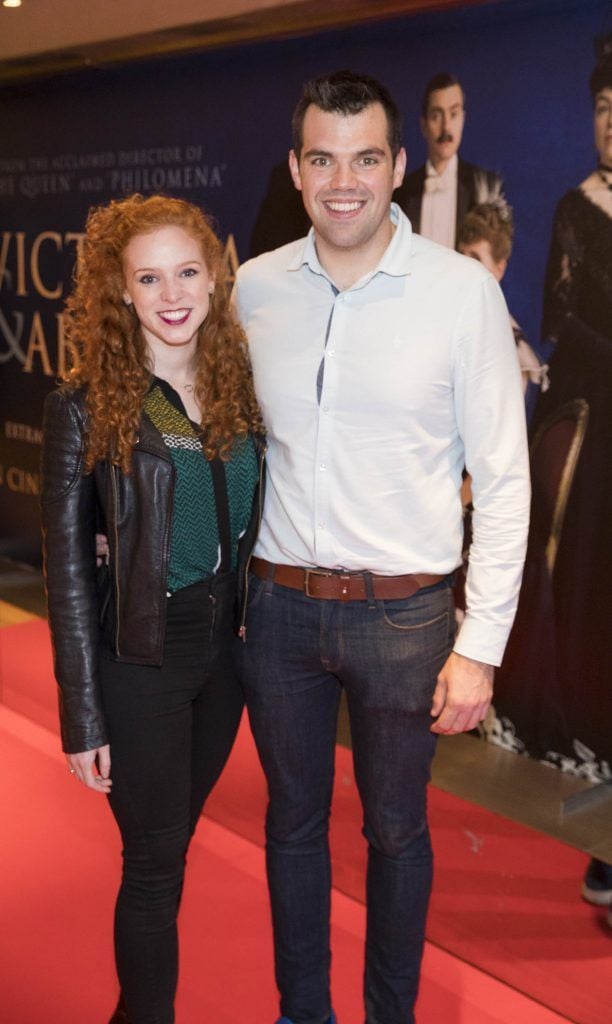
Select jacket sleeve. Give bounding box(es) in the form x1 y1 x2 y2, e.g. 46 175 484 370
40 389 108 754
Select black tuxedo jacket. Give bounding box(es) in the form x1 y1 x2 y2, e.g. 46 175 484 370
395 158 503 247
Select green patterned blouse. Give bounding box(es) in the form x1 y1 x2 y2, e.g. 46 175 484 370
143 378 258 593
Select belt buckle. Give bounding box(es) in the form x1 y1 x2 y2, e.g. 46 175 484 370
304 567 333 598
304 568 355 600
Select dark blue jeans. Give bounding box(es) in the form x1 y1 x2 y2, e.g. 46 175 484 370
238 573 455 1024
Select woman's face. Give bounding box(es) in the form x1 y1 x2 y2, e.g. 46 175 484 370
122 225 214 358
594 87 612 167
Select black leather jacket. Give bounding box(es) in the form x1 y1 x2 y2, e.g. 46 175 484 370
40 386 265 754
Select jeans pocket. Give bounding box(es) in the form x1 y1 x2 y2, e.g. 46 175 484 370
382 587 452 632
245 570 265 613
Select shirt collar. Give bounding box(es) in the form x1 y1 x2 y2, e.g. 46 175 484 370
425 152 458 183
287 227 321 274
287 202 413 285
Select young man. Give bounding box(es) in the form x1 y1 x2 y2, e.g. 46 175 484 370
234 70 530 1024
397 72 503 249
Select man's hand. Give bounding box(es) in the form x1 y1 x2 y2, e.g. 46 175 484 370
430 651 494 734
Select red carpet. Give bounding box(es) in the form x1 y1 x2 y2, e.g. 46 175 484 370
2 617 611 1022
1 705 570 1024
208 725 612 1024
0 616 58 733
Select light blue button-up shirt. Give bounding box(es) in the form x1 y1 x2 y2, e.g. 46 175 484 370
233 204 530 665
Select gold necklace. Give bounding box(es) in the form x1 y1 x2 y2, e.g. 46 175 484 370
163 376 195 394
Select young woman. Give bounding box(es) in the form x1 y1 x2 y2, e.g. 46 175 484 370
41 193 264 1023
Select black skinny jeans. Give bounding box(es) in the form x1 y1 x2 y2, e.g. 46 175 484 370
99 573 244 1024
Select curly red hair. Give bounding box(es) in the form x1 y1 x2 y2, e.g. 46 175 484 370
64 193 263 472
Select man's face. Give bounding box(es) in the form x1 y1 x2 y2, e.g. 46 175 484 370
289 102 406 258
420 84 465 166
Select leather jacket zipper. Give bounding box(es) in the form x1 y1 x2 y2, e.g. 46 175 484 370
239 441 267 641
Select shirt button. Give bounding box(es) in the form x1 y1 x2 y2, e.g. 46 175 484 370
328 350 335 358
322 405 329 412
319 463 326 471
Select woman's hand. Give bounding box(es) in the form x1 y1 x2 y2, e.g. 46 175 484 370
66 744 112 793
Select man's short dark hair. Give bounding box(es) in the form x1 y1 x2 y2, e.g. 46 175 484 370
291 69 402 160
421 73 465 117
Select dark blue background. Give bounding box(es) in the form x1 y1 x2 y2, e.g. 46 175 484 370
1 0 610 561
1 0 610 338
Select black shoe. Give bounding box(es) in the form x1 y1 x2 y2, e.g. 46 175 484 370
108 993 130 1024
582 858 612 907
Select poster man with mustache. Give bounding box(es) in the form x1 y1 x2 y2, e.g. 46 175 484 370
397 73 504 249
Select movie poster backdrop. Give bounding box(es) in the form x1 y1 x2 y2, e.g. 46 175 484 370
1 0 610 775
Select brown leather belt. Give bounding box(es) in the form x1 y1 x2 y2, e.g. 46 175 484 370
250 556 445 602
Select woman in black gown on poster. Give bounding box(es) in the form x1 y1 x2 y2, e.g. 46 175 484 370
542 57 612 343
488 38 612 921
539 40 612 785
545 38 612 925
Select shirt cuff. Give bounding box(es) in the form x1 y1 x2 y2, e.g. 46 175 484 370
453 614 512 668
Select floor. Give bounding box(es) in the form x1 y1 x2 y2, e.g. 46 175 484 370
1 703 574 1024
1 555 610 1023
